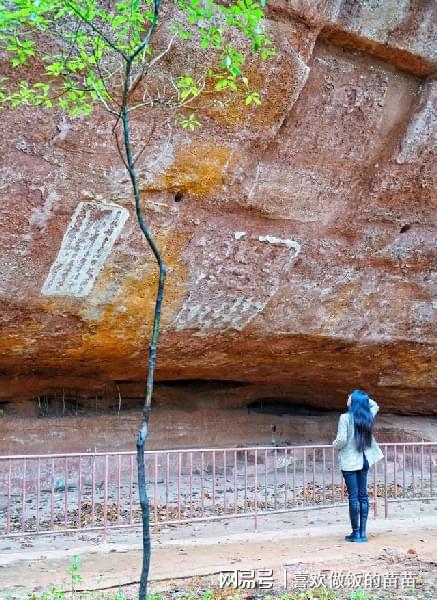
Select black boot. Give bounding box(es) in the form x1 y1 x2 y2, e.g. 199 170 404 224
359 499 369 542
345 501 363 542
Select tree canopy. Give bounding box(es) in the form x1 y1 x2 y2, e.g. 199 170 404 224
0 0 274 125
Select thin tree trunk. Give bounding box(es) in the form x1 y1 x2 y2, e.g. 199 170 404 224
121 58 167 600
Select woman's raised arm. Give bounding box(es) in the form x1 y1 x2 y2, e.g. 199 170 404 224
368 398 379 417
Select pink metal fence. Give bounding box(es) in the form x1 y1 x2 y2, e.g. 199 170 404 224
0 443 435 537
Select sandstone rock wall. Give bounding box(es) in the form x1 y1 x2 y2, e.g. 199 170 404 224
0 1 436 418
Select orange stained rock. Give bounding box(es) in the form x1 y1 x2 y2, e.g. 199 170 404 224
196 59 305 133
0 317 44 357
198 68 269 130
64 230 190 364
145 143 235 198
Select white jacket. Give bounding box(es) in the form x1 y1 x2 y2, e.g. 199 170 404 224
333 398 384 471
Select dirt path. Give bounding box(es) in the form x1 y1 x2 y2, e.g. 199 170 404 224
1 505 436 598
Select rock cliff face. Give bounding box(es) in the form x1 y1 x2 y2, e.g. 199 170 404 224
0 0 436 418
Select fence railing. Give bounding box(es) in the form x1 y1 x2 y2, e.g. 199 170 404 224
0 443 435 537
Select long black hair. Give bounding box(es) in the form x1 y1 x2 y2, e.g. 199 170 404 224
348 389 374 452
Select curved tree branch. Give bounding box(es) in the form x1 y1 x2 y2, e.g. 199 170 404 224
130 0 161 62
65 2 128 59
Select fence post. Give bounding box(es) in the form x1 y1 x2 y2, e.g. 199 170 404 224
373 461 378 518
7 459 12 534
104 454 109 537
21 458 27 533
254 449 258 531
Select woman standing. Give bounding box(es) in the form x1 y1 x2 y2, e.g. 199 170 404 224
333 390 384 542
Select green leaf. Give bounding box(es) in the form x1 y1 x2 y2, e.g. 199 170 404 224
214 79 228 91
245 91 261 105
180 112 201 130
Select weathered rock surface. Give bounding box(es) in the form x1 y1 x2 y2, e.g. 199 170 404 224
0 1 436 420
1 404 436 455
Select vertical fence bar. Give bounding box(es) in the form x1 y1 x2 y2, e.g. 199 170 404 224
165 452 170 522
201 452 205 518
177 452 182 522
35 458 40 532
233 450 237 515
254 448 258 530
50 458 55 531
212 451 216 513
322 448 326 504
312 448 316 505
91 455 96 528
420 444 424 498
223 450 227 515
430 446 433 498
411 445 415 498
154 454 159 525
394 445 397 498
331 447 335 505
303 448 306 506
115 454 120 525
189 452 193 519
7 459 12 534
21 459 27 533
64 457 68 528
78 456 82 529
104 454 108 533
284 448 288 508
384 452 388 518
274 448 278 510
129 454 134 525
373 461 377 518
264 449 268 510
244 450 248 512
402 445 406 499
292 448 296 505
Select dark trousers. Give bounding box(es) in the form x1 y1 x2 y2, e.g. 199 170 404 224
342 453 369 503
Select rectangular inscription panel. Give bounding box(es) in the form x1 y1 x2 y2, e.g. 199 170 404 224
41 202 129 298
172 232 301 333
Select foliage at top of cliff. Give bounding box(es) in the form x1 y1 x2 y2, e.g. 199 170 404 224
0 0 275 121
